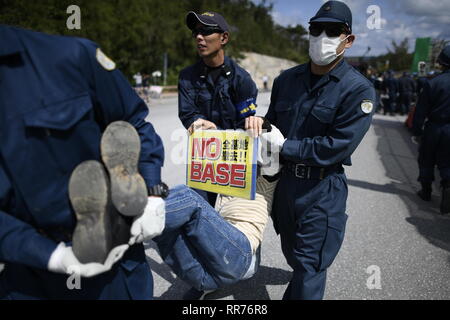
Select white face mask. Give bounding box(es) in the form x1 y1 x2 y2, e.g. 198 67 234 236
309 31 349 66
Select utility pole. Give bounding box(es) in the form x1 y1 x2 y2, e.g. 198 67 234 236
163 52 168 86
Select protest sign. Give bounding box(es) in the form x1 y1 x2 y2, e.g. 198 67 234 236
187 130 258 200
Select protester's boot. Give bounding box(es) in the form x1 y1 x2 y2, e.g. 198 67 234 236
101 121 148 217
69 160 113 264
417 182 432 201
440 181 450 215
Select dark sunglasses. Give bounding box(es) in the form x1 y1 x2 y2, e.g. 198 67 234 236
192 27 224 38
309 23 350 37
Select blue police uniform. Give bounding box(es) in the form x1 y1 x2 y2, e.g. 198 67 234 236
0 25 164 299
412 69 450 187
265 59 375 299
382 74 399 114
178 56 257 205
178 56 258 130
416 76 428 96
398 73 416 115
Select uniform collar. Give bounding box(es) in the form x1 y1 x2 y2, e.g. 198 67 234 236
296 59 350 92
198 56 233 83
0 25 24 57
297 58 349 81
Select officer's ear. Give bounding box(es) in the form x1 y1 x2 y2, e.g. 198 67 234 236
221 32 229 46
344 34 355 49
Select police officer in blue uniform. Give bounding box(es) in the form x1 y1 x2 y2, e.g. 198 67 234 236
412 45 450 214
398 72 416 115
382 71 399 115
178 11 258 206
262 1 375 299
416 62 428 102
0 25 165 299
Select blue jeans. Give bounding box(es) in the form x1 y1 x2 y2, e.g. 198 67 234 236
153 185 253 291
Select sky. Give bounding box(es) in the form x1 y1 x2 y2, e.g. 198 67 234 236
253 0 450 56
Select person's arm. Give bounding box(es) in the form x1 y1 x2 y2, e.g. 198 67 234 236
264 77 280 125
0 163 57 270
281 84 376 167
78 40 164 188
234 74 258 129
178 73 206 129
412 81 432 136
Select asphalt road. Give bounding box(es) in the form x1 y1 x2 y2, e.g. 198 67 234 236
144 91 450 300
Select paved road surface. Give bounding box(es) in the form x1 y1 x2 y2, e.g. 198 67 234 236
144 92 450 300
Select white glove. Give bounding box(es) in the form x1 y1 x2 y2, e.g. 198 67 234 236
47 242 129 278
258 125 286 176
129 196 165 245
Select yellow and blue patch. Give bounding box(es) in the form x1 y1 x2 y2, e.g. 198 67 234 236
235 98 257 118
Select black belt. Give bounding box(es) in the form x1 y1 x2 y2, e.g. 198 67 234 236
283 163 343 180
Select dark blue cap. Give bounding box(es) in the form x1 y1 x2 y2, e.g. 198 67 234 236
309 1 352 32
186 11 229 32
438 45 450 67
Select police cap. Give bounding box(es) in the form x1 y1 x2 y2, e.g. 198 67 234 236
186 11 229 32
438 45 450 67
309 1 352 32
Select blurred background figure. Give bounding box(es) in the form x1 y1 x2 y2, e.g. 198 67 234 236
412 45 450 214
382 71 399 116
398 72 416 115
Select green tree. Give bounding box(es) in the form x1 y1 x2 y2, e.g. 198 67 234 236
0 0 309 83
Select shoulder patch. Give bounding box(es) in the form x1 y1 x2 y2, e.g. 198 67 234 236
96 48 116 71
361 100 374 114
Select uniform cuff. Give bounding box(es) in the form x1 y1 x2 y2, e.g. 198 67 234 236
139 165 162 188
31 234 59 270
280 139 301 162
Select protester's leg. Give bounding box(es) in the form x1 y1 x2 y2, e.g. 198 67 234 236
154 185 252 291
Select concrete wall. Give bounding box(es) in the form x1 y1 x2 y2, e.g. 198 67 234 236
237 52 298 90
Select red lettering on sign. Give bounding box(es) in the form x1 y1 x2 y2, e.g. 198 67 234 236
192 138 222 160
201 162 216 183
190 161 202 182
216 163 230 185
189 162 247 187
205 138 221 160
230 164 246 188
192 138 206 159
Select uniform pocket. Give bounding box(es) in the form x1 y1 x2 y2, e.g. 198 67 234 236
23 93 93 130
23 92 101 173
317 213 348 271
311 104 336 124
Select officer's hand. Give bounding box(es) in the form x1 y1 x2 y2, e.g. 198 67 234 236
258 125 285 176
260 125 286 152
245 116 265 137
188 119 217 135
129 196 166 245
47 242 129 278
